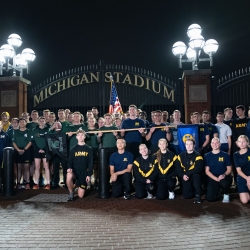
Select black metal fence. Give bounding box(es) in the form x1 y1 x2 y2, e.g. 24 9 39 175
211 67 250 120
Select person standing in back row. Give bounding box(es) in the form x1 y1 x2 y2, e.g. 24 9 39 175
121 104 145 159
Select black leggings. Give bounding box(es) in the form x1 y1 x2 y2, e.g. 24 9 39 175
206 175 232 201
156 177 176 200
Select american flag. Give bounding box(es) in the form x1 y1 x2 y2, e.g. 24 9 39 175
109 77 123 114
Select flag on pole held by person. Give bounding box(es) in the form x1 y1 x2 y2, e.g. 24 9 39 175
45 133 68 161
108 75 123 114
177 124 200 152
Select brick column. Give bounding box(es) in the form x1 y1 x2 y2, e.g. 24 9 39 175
182 69 211 124
0 76 30 119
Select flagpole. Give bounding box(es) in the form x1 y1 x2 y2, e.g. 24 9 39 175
66 125 177 135
100 60 105 116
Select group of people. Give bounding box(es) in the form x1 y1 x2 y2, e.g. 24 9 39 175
0 104 250 205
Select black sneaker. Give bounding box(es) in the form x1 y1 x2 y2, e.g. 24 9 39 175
194 195 201 204
124 192 130 200
67 193 74 201
51 184 60 190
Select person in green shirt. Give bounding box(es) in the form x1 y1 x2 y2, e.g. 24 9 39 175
13 118 32 189
26 110 39 185
98 113 118 152
66 112 88 151
31 116 50 190
86 117 99 187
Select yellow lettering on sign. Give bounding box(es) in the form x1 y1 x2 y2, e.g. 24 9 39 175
34 91 44 106
113 72 123 83
90 72 99 82
122 74 132 85
71 75 80 86
48 84 57 96
57 79 66 92
134 75 144 87
79 74 90 84
163 86 175 102
152 81 161 94
145 78 150 90
105 72 111 82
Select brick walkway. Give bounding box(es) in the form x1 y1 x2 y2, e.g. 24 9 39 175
0 187 250 250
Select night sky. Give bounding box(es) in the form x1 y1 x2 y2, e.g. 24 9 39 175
0 0 250 86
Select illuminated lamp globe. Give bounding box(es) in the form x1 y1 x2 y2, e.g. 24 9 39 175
186 47 201 60
0 51 5 64
21 48 36 62
0 44 15 58
188 35 205 50
172 41 187 57
203 39 219 55
187 24 202 38
15 54 28 66
7 34 22 48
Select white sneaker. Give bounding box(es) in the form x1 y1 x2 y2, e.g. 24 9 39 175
146 192 153 199
169 191 175 199
222 194 230 203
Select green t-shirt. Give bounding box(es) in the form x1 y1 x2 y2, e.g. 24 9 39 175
66 123 88 150
31 127 49 150
26 122 39 131
85 128 99 149
13 129 31 148
99 125 118 147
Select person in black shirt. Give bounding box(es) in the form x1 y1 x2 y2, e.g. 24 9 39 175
176 138 203 203
153 139 177 200
133 144 157 199
66 129 93 201
205 138 232 203
232 105 249 152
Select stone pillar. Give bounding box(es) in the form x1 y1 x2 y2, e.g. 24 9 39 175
182 69 212 124
0 76 30 119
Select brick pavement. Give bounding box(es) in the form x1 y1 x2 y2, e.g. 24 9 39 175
0 187 250 250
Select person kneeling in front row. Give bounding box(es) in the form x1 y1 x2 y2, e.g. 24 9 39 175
153 139 177 200
66 129 93 201
176 138 203 203
234 135 250 204
110 139 133 200
205 137 232 203
133 144 157 199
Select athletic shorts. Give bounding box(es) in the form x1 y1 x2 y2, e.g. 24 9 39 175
237 175 250 193
74 170 87 189
15 148 31 164
33 150 46 159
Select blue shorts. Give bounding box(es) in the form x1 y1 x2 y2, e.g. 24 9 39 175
237 175 250 193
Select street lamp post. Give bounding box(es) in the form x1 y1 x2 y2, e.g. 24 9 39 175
0 33 36 76
172 24 218 70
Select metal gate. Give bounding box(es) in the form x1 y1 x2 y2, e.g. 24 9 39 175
28 61 183 119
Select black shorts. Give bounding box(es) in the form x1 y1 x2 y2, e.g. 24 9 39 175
33 150 46 159
15 148 31 164
74 170 87 189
